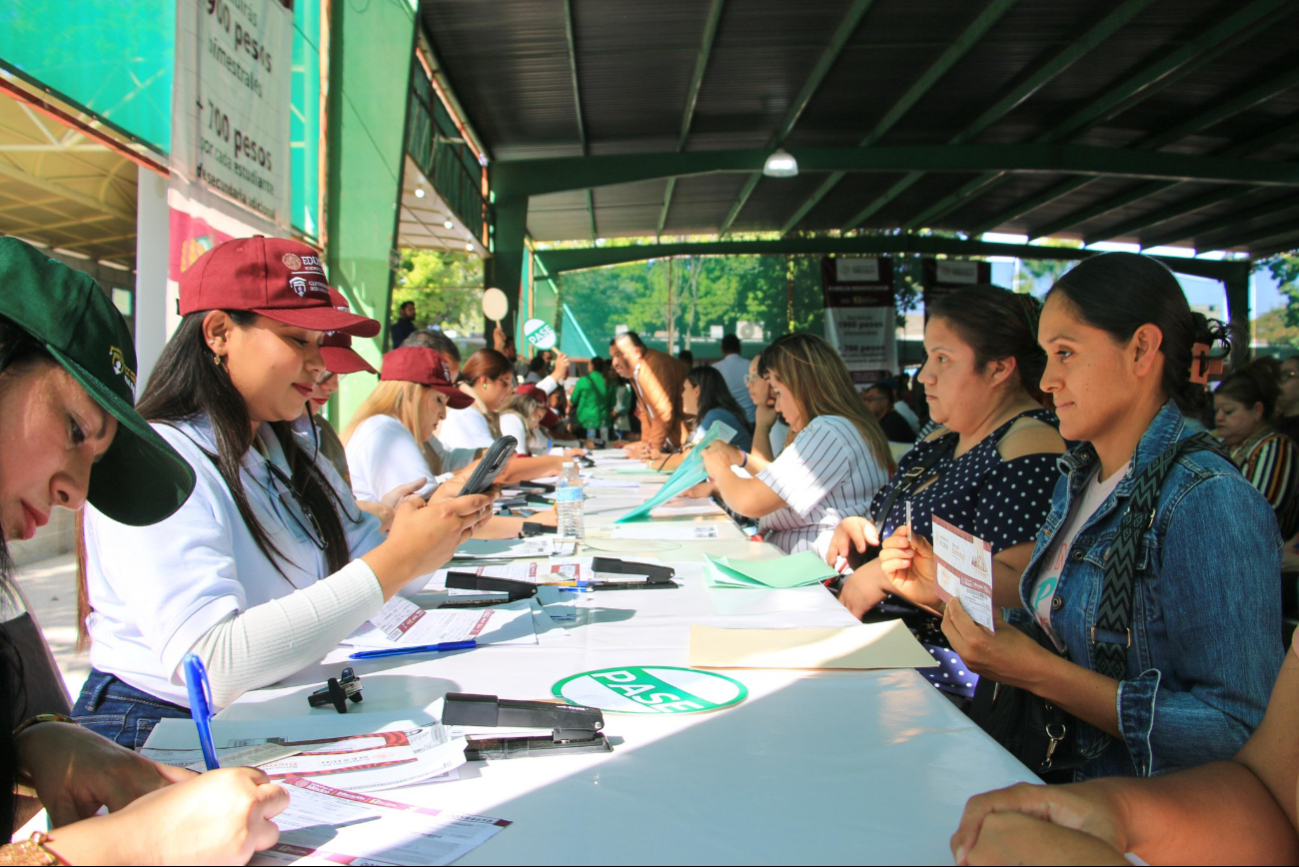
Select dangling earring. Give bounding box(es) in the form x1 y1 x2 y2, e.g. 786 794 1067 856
213 354 223 368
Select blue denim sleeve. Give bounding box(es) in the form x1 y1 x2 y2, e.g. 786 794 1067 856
1117 471 1283 776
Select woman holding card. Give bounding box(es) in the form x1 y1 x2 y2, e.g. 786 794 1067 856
700 333 892 557
885 253 1281 780
829 285 1065 621
74 237 494 745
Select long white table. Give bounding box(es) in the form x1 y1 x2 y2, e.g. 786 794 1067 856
222 461 1036 865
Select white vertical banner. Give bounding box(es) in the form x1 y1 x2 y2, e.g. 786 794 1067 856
166 0 294 316
821 256 897 385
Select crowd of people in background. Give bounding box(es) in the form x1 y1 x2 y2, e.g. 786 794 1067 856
9 235 1299 865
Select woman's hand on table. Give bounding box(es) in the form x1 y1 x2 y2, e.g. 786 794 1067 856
623 442 649 459
529 507 559 527
684 480 716 499
826 517 880 571
15 722 195 826
942 599 1049 687
877 525 941 609
951 781 1128 867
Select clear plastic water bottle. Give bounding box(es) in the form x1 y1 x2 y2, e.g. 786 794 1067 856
555 460 585 543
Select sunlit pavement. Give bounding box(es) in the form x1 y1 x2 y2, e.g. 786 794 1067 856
15 553 90 701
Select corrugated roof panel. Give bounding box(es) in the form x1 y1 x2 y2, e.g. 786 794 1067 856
662 174 750 234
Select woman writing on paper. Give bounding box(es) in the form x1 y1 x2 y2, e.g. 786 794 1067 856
0 238 287 865
73 237 495 744
700 333 892 557
881 253 1280 780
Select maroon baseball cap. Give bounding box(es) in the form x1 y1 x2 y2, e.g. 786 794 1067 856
516 384 560 428
179 236 381 337
381 347 473 408
321 288 378 374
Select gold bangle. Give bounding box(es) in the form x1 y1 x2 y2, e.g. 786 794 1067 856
12 713 78 741
0 833 67 866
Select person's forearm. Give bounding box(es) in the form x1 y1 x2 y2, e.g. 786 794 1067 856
34 814 131 865
499 455 564 483
1089 762 1299 864
475 515 526 539
742 449 772 474
189 561 382 706
1021 653 1121 738
712 471 783 518
752 423 775 462
991 559 1025 610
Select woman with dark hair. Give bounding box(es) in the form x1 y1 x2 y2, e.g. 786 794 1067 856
1215 360 1299 538
828 285 1065 637
898 253 1281 781
0 237 288 864
700 333 892 556
73 237 494 744
684 365 752 451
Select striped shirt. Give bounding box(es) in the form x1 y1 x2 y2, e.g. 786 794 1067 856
1232 428 1299 539
756 415 890 557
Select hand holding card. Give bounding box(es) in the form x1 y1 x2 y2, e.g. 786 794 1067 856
931 515 996 633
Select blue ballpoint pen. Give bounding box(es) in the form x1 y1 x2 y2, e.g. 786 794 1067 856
348 639 478 660
182 653 220 771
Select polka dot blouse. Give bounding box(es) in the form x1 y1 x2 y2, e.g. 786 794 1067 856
870 408 1061 553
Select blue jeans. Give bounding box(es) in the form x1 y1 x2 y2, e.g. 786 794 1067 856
72 669 190 750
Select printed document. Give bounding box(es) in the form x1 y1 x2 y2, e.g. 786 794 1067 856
931 515 996 632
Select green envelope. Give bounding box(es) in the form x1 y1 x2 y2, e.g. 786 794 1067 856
614 420 737 523
704 552 840 589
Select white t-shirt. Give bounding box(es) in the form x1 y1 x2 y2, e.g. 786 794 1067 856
427 433 476 475
1030 461 1129 651
84 416 387 706
756 415 890 557
439 405 496 451
499 412 531 456
712 354 757 423
345 414 434 502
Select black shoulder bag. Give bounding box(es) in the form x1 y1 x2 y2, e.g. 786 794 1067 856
968 433 1224 780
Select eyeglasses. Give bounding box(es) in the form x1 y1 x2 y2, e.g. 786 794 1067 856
315 370 347 385
743 373 764 386
1282 371 1299 381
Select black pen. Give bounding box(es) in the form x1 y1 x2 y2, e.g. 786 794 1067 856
590 580 680 591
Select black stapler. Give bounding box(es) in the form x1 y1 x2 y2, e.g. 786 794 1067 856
443 693 612 760
592 557 676 584
439 573 538 608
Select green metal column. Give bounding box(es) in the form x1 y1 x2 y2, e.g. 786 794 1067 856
486 197 528 343
1223 264 1252 367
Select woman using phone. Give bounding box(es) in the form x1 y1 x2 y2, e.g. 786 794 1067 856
0 237 287 865
74 237 494 743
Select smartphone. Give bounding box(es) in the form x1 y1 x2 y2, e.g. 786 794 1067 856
459 436 517 496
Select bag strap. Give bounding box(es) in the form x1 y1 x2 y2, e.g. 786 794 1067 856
1092 432 1226 679
873 433 956 528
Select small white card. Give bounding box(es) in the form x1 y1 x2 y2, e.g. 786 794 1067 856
931 515 996 633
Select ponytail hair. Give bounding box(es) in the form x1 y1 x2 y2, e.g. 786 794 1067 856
1216 359 1280 418
1047 252 1230 415
928 285 1047 403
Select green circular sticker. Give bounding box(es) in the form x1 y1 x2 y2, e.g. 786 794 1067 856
552 666 748 715
523 317 557 350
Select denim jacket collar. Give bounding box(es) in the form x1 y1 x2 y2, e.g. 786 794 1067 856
1056 401 1186 495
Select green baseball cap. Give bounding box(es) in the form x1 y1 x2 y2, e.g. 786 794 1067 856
0 237 195 525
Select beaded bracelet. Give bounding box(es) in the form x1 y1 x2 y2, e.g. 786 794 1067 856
0 833 67 866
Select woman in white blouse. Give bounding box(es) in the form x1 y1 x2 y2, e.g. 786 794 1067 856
701 333 894 557
73 237 493 744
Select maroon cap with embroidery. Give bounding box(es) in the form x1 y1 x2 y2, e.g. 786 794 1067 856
321 288 378 374
516 383 560 428
381 347 473 408
179 236 381 337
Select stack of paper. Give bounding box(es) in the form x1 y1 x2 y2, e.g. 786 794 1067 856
349 597 539 648
688 621 937 670
703 552 839 589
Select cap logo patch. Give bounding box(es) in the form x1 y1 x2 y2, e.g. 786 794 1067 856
307 280 329 295
281 253 303 270
108 346 137 394
289 276 309 297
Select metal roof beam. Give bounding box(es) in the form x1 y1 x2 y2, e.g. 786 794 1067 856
536 234 1248 282
899 0 1284 232
1087 116 1299 244
658 0 726 239
1142 196 1299 250
716 0 876 236
492 144 1299 200
779 0 1019 236
840 0 1159 231
1209 216 1299 253
1023 66 1299 239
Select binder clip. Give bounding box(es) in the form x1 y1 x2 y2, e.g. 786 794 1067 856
309 667 363 713
443 692 613 760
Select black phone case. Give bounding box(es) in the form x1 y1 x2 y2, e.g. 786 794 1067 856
460 436 518 496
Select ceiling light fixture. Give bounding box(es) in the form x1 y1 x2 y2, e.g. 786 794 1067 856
762 149 798 178
414 188 425 198
444 219 455 229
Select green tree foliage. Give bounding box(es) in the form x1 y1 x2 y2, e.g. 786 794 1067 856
1252 307 1299 348
390 249 483 334
1261 252 1299 330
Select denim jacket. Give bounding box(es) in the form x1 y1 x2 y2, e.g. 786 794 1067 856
1015 402 1283 779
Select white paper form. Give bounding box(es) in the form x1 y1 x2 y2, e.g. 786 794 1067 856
452 538 554 559
351 597 538 649
142 717 467 792
931 515 996 633
250 776 510 866
423 559 591 592
585 478 644 491
610 523 721 541
650 497 726 518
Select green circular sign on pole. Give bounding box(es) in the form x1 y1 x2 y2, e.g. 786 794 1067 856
523 317 557 350
552 665 748 715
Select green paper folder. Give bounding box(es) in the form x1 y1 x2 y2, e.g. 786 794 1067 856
704 552 839 589
614 421 736 524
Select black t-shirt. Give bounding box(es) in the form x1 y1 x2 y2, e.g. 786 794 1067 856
878 409 916 443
